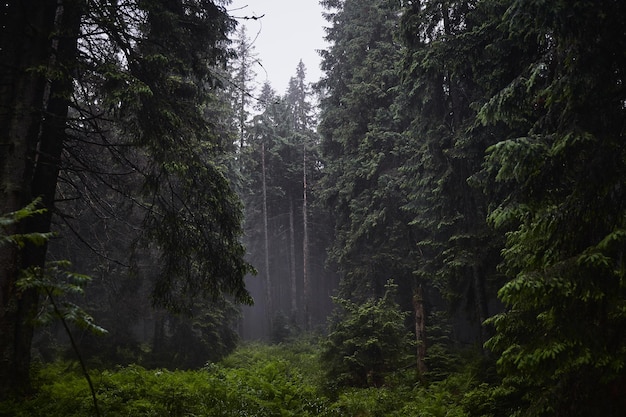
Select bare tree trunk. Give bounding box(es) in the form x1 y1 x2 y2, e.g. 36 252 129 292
289 197 297 321
413 286 427 375
302 144 310 330
261 142 272 332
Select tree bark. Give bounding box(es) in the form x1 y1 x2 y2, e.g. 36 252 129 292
472 265 490 349
0 0 81 398
0 0 55 399
413 286 427 375
441 1 463 130
289 197 298 321
302 143 310 330
261 142 272 331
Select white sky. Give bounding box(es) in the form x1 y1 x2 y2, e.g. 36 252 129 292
227 0 328 94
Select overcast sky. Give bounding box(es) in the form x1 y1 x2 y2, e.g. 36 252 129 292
227 0 328 94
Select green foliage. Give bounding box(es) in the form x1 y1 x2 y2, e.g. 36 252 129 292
395 376 472 417
333 387 398 417
220 339 325 388
461 382 521 417
0 340 498 417
70 0 254 313
2 1 254 399
0 198 53 248
0 362 222 417
2 203 106 338
475 0 626 415
213 340 337 416
322 281 415 389
1 200 107 340
422 311 464 381
397 0 505 340
318 0 417 301
147 299 240 369
17 261 107 337
330 369 475 417
1 341 342 417
1 201 104 413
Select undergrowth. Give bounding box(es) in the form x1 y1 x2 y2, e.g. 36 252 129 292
0 340 487 417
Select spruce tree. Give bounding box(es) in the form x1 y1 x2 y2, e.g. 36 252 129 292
399 0 504 347
318 0 418 302
322 280 414 389
476 1 626 415
229 25 259 149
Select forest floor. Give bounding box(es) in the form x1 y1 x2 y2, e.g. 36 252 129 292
0 339 488 417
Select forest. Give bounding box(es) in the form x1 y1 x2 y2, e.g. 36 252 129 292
0 0 625 416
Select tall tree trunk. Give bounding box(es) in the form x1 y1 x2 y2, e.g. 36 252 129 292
413 286 427 375
461 167 491 350
302 143 310 330
289 197 297 321
0 0 81 398
261 142 272 331
238 61 246 149
472 265 490 349
152 310 166 357
441 1 462 130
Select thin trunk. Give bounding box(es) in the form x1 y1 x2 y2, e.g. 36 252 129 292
289 197 297 320
261 142 272 331
441 1 462 129
460 162 491 350
238 63 246 149
473 265 490 350
47 287 100 417
152 310 165 356
413 286 427 375
302 143 310 330
237 33 251 151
